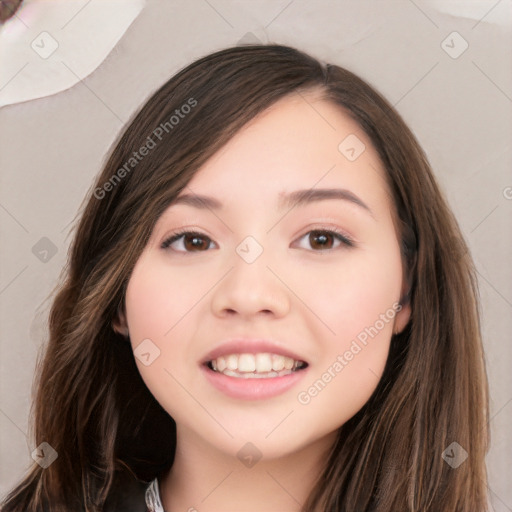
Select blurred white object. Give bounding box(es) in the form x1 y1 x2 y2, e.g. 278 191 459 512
0 0 146 107
429 0 511 28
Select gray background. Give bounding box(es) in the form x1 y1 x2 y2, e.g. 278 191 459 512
1 0 511 509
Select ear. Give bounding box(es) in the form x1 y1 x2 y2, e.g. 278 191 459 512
393 300 411 335
112 304 129 337
393 286 412 335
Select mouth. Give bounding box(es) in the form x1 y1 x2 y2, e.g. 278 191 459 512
200 339 310 399
201 352 309 400
205 352 309 379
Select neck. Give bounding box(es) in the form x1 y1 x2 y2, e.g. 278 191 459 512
159 427 337 512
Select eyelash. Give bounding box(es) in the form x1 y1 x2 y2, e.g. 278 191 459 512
160 226 355 253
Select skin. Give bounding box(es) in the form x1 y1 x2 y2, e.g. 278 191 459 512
115 90 411 512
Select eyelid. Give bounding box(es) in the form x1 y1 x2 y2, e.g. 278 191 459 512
297 220 357 244
160 227 216 251
160 223 357 252
294 224 355 249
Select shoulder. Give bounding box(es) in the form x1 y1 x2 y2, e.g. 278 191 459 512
103 469 153 512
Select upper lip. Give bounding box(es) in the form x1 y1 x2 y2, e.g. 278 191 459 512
201 338 308 365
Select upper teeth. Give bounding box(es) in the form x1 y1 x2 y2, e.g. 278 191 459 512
210 353 304 373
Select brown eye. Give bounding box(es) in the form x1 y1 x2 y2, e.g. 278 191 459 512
295 229 354 251
161 231 214 252
309 231 335 250
182 233 210 251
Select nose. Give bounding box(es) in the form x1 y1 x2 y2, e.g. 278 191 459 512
210 245 290 319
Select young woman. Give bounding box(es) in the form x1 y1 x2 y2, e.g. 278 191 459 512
1 44 489 512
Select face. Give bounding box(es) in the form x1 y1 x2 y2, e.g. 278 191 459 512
116 91 411 461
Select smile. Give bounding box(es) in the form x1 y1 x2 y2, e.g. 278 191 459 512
207 352 308 379
202 354 309 400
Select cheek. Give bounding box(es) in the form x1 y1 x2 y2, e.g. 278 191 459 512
123 253 216 377
123 257 200 418
124 255 187 373
300 241 403 346
124 253 202 340
125 270 169 339
293 232 402 414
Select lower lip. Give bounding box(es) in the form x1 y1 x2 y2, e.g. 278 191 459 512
200 364 308 400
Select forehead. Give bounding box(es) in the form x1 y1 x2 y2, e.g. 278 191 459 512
177 92 392 214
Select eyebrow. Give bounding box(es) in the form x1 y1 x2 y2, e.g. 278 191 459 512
171 188 375 219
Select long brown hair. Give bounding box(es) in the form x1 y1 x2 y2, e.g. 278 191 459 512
1 43 489 512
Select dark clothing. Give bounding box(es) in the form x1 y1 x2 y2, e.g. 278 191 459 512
104 470 153 512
